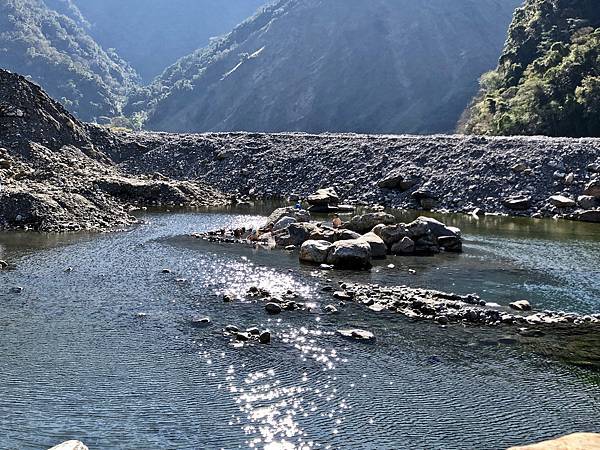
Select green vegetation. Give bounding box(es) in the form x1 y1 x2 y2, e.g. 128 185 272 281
462 0 600 137
0 0 138 121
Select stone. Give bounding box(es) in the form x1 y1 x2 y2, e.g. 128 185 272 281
583 179 600 198
377 170 418 190
335 229 362 241
265 303 282 315
588 164 600 173
564 172 575 184
299 240 332 264
390 236 415 255
48 441 88 450
274 222 319 247
265 207 310 227
509 300 532 311
548 195 576 208
511 163 527 172
346 212 396 234
577 209 600 223
190 316 211 327
507 433 600 450
357 232 387 258
324 304 338 313
0 260 8 270
373 223 410 246
438 235 462 252
326 239 372 269
336 329 376 343
307 187 339 206
333 291 353 301
273 216 296 231
225 325 240 333
259 331 271 344
410 216 460 240
503 196 531 210
0 159 11 169
577 195 598 209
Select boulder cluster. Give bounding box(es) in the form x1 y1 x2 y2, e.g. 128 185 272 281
198 198 463 270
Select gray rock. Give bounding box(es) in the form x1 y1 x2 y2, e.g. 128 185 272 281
509 300 532 311
502 196 531 210
274 222 319 247
577 209 600 223
266 207 310 226
324 304 338 313
273 216 296 231
548 195 576 208
438 235 462 252
336 329 376 343
307 187 339 206
577 195 598 209
326 239 372 269
0 260 8 270
583 179 600 198
190 316 211 327
346 212 396 234
377 170 418 190
299 240 332 264
265 303 283 315
357 232 387 258
390 236 415 255
373 223 410 246
48 441 88 450
334 229 362 241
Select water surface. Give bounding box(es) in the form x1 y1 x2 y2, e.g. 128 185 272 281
0 208 599 449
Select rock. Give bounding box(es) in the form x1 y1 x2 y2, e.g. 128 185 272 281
346 212 396 234
0 260 8 270
577 195 598 209
273 216 296 231
577 209 600 223
357 232 387 258
390 236 415 255
511 162 527 172
48 441 88 450
247 327 261 335
588 163 600 173
507 433 600 450
564 172 575 184
548 195 576 208
438 235 462 252
265 302 283 315
326 239 372 269
336 329 376 343
333 291 353 301
161 268 171 273
11 286 23 293
274 222 318 247
224 325 240 333
284 245 296 251
335 229 362 241
583 179 600 198
377 170 418 190
373 223 410 246
324 304 338 313
509 300 532 311
259 331 271 344
0 158 11 169
307 187 339 206
265 207 310 226
190 316 211 327
410 216 460 239
502 196 531 210
299 240 332 264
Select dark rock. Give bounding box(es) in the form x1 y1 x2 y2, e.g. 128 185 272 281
265 302 283 315
346 212 396 234
583 179 600 198
377 170 418 190
503 196 531 210
577 210 600 223
299 240 332 264
259 331 271 344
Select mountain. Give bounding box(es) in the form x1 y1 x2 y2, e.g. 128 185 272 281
72 0 268 82
461 0 600 137
130 0 522 134
0 0 138 121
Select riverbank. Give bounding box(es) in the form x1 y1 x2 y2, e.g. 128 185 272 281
2 69 600 231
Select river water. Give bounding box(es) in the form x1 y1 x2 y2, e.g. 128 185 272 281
0 207 599 449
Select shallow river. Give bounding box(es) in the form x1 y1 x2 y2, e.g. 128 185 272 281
0 207 599 450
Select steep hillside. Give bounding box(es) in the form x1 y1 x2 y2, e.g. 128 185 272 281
0 0 138 121
131 0 521 134
461 0 600 137
73 0 267 82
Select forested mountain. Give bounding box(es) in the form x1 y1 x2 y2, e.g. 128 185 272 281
0 0 137 121
128 0 521 134
461 0 600 137
73 0 268 82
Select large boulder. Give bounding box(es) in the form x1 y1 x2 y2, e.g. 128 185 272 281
373 223 411 247
299 240 332 264
548 195 576 208
335 229 362 241
577 209 600 223
357 232 387 258
48 442 88 450
409 216 460 240
265 207 310 227
377 170 418 190
326 239 372 269
346 212 396 234
273 216 296 231
508 433 600 450
391 236 415 255
307 187 339 206
583 179 600 198
577 195 598 209
502 195 531 210
274 222 319 247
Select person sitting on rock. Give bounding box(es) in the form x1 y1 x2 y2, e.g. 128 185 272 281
294 200 302 210
332 214 343 229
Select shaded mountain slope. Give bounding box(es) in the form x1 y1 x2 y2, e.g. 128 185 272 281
133 0 521 134
0 0 138 121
